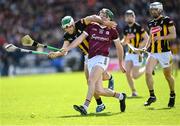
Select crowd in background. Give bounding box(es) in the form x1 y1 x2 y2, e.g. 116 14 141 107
0 0 180 76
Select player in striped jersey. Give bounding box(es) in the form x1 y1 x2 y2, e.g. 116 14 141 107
48 15 116 112
121 10 149 97
143 2 176 107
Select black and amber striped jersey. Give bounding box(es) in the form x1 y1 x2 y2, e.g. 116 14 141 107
64 19 89 55
123 22 146 53
148 16 175 53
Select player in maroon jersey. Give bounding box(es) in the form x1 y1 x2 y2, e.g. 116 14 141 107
48 15 117 113
63 8 126 115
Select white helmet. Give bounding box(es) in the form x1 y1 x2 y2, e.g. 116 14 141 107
125 9 135 17
61 16 75 29
149 2 163 12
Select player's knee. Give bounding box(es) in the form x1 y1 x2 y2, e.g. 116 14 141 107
102 75 108 81
132 73 139 79
88 79 94 86
125 70 131 76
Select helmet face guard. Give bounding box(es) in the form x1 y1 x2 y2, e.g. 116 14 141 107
99 8 114 21
149 2 163 18
125 10 135 25
61 16 75 29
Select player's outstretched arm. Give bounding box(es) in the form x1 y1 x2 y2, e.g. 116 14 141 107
48 41 70 59
64 32 88 53
83 15 117 28
84 15 102 25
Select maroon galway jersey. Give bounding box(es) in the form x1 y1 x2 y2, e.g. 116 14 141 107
85 23 118 58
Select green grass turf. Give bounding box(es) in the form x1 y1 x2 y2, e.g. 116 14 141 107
0 71 180 126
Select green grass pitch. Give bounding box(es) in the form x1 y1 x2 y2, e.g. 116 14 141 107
0 71 180 126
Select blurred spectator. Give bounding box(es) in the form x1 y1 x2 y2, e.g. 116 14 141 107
0 34 9 76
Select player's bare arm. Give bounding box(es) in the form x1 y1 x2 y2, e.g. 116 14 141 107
120 35 140 54
120 36 129 45
48 41 70 59
83 15 117 28
64 32 88 53
83 15 103 25
114 38 126 73
143 34 152 51
139 32 149 49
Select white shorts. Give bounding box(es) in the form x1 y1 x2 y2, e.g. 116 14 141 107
125 53 142 67
87 55 109 74
148 51 173 68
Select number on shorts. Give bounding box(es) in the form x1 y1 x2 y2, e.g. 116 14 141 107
104 58 107 65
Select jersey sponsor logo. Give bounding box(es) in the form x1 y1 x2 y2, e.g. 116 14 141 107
150 26 162 34
127 33 135 39
91 34 109 41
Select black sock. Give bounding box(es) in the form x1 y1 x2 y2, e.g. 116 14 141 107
149 90 155 97
170 91 175 97
109 75 113 80
96 98 103 105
